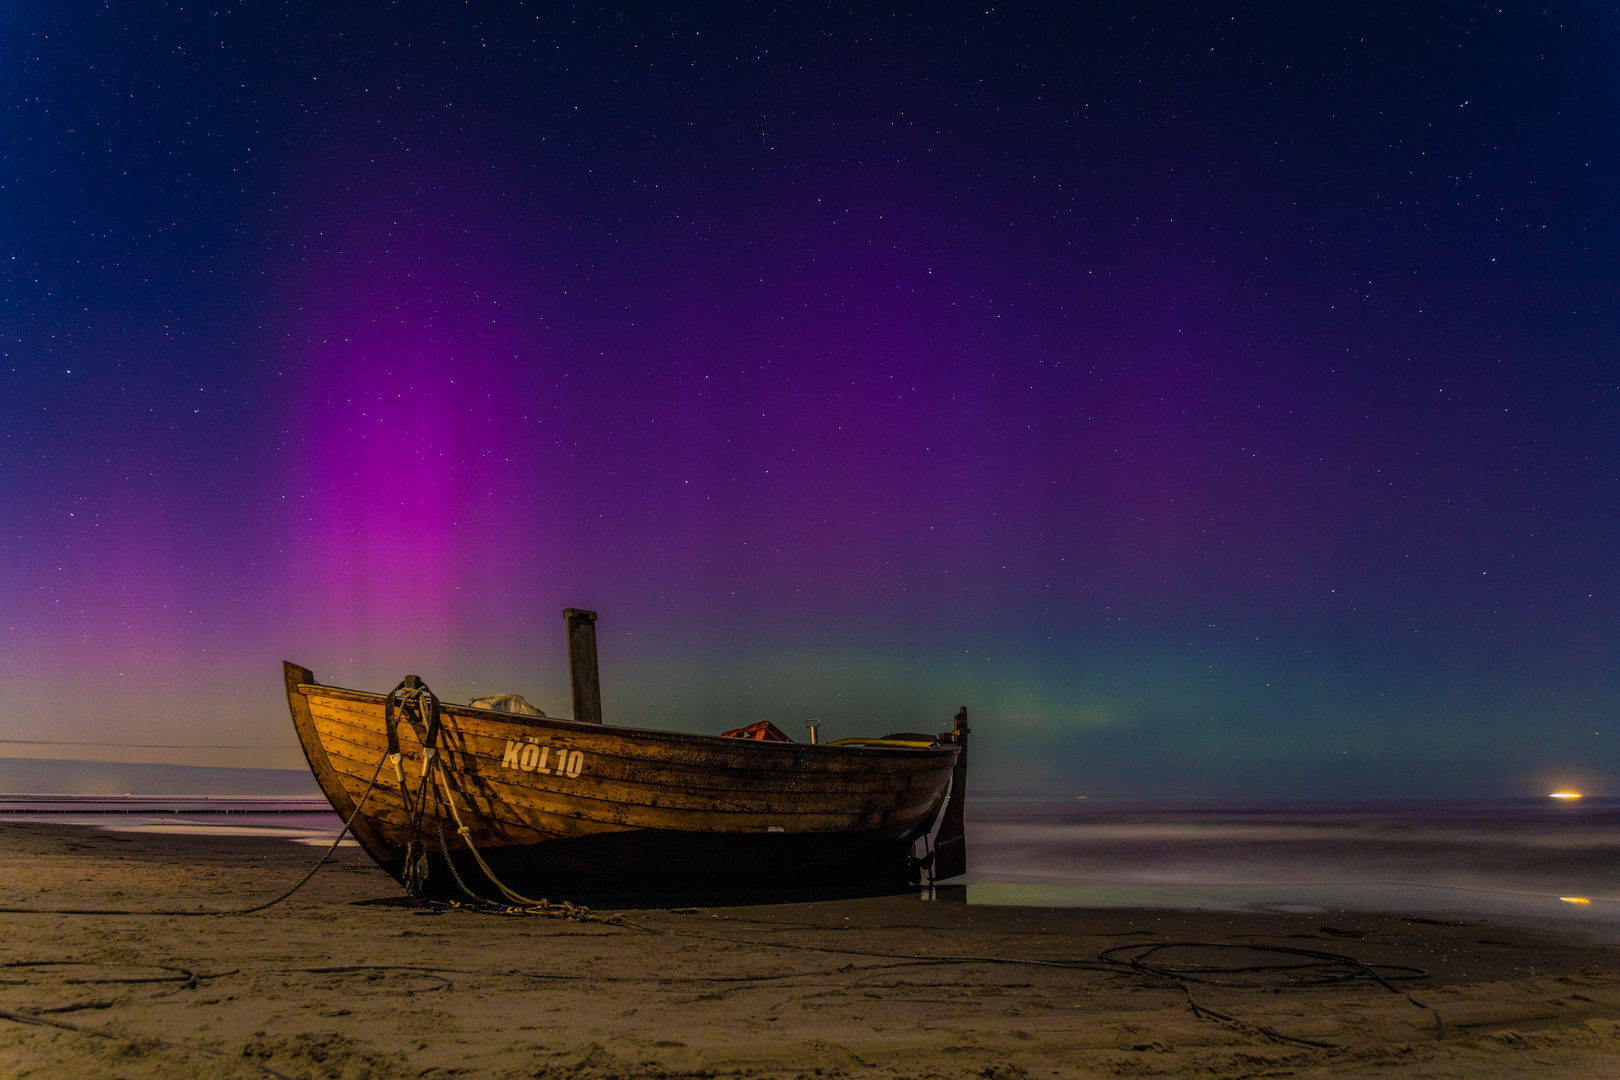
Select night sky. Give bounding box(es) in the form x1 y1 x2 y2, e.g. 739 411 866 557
3 4 1617 798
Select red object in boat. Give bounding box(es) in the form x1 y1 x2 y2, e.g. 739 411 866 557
720 720 793 742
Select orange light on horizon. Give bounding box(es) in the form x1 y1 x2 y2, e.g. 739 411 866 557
1549 792 1583 799
1561 897 1593 905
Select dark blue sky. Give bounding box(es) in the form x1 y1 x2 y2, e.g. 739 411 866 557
3 3 1618 796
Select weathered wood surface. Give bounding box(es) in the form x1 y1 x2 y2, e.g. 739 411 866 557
284 662 958 894
933 706 970 879
564 608 603 725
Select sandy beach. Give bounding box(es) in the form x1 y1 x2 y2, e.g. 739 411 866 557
2 820 1619 1079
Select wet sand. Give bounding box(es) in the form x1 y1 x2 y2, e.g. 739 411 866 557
2 820 1619 1079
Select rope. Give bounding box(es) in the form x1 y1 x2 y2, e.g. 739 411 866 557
429 768 616 923
576 919 1393 1049
228 749 390 915
643 917 1443 1047
0 932 1438 1059
1100 940 1442 1042
436 770 539 906
376 674 610 921
389 685 440 838
430 784 501 907
386 678 447 899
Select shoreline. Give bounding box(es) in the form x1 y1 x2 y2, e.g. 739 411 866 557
9 798 1620 945
3 821 1620 1078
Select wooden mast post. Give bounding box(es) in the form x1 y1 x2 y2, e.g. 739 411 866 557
932 706 969 879
564 608 603 725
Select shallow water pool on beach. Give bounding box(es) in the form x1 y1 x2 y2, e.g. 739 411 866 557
0 795 357 846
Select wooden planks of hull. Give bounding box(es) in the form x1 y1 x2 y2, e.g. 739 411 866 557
312 698 941 813
308 702 945 833
285 661 958 898
305 692 949 825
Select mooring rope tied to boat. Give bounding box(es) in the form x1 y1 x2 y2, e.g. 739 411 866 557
376 675 613 923
428 765 618 923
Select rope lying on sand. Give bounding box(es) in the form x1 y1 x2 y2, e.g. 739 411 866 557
0 926 1443 1056
639 918 1443 1047
1100 940 1441 1046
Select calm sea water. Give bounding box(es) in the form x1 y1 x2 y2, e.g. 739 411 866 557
951 797 1620 940
5 794 1618 936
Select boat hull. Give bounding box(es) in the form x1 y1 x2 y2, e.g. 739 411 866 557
284 662 959 899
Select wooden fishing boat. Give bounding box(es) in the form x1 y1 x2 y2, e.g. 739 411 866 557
283 610 968 900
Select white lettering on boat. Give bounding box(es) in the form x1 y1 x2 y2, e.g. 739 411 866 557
500 740 585 779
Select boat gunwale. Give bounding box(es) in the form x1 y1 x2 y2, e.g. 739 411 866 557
297 681 960 759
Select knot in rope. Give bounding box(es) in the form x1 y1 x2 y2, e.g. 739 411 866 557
377 673 618 923
384 676 441 760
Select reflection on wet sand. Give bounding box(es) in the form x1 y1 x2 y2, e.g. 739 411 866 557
0 796 352 846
